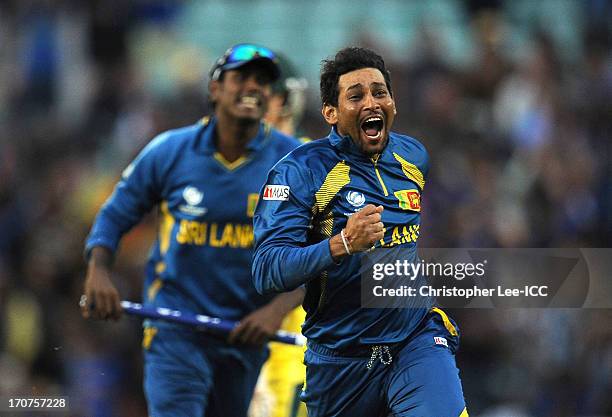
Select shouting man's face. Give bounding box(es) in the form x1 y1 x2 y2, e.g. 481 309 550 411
323 67 396 156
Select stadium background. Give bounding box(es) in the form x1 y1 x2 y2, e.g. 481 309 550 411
0 0 610 416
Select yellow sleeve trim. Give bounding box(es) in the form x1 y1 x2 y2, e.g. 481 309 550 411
459 407 469 417
142 327 158 350
431 307 458 337
155 261 166 274
147 278 163 301
393 152 425 190
159 201 175 255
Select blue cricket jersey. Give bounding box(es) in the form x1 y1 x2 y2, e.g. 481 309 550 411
252 127 433 350
85 116 301 321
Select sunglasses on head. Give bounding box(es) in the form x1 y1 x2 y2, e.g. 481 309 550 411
225 44 276 63
211 44 277 80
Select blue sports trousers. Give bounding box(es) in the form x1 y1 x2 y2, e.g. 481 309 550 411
301 310 468 417
143 324 268 417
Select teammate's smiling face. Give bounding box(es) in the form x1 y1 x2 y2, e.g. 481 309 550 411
210 63 274 122
323 67 396 156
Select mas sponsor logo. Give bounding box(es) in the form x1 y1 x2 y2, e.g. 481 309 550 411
263 185 290 201
180 186 207 216
346 191 366 207
394 189 421 212
433 336 448 347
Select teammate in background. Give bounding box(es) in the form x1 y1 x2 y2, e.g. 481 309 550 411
253 54 309 417
264 53 309 139
81 43 304 417
252 47 468 417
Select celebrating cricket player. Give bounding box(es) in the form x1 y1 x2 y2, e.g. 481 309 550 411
253 47 468 417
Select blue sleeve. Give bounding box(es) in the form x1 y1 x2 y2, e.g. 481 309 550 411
252 158 336 294
84 133 170 257
422 145 430 181
412 137 430 182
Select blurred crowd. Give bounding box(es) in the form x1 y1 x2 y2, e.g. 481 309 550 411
0 1 611 416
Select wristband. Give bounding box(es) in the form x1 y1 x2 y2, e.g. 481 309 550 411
340 229 352 255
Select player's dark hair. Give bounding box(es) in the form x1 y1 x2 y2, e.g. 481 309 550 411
320 47 392 106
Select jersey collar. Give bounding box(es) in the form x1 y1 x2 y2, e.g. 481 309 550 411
196 116 271 155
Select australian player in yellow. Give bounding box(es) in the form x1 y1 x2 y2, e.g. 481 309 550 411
249 53 309 417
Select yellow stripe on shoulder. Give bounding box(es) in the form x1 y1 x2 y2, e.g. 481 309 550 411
431 307 458 336
459 407 469 417
393 152 425 190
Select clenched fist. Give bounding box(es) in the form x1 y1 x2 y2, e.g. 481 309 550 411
329 204 384 260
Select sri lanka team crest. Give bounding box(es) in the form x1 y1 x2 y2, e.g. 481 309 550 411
394 189 421 212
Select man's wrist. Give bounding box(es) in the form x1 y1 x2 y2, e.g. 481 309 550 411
340 229 353 255
88 247 115 271
329 234 349 262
